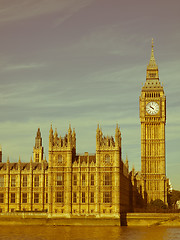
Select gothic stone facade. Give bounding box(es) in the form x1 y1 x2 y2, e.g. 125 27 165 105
0 40 169 215
0 125 131 216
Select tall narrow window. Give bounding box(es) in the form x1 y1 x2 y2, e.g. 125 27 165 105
35 153 39 162
23 175 27 187
11 193 16 203
90 192 94 203
103 192 112 203
0 193 4 203
73 174 77 186
46 176 48 187
0 176 4 187
91 174 94 186
73 192 77 203
34 193 39 203
34 175 39 187
82 174 85 186
46 193 48 203
57 174 63 186
11 175 16 187
22 193 27 203
104 173 112 186
82 192 85 203
56 192 64 203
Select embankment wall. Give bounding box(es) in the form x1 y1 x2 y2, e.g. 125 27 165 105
0 213 179 226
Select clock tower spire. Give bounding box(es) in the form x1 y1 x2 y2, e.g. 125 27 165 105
146 38 159 81
139 40 167 204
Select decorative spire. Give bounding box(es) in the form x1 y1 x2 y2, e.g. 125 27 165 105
72 128 76 143
49 124 53 137
146 38 159 80
125 154 128 164
18 157 21 169
54 128 58 137
115 123 119 134
96 124 101 147
96 124 100 134
68 124 72 135
115 124 121 148
147 38 158 70
35 128 42 149
54 128 58 145
125 154 129 170
132 165 135 174
36 128 41 138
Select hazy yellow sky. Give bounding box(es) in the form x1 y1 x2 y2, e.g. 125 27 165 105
0 0 180 189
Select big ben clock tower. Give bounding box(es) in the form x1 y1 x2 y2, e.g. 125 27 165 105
139 39 167 204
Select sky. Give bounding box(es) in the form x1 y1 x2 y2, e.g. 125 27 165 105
0 0 180 189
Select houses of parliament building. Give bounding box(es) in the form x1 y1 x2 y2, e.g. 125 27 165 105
0 41 169 217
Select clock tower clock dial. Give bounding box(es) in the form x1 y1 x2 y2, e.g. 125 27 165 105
146 101 159 115
139 39 167 204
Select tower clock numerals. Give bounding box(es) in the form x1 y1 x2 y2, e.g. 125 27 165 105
146 101 159 115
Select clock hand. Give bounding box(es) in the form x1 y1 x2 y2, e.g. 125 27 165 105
150 106 154 110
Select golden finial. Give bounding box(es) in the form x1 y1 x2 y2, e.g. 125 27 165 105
152 38 154 49
68 124 72 132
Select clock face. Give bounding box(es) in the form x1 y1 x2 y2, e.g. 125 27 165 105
146 102 159 115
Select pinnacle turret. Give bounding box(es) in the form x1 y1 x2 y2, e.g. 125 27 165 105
49 125 76 150
49 124 53 136
34 128 44 162
115 124 121 148
35 128 42 149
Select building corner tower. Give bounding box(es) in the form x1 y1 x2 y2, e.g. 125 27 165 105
33 128 44 162
139 39 167 204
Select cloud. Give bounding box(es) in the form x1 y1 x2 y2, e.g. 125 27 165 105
3 63 45 71
52 0 95 28
0 0 94 24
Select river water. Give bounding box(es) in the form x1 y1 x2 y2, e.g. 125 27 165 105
0 226 179 240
